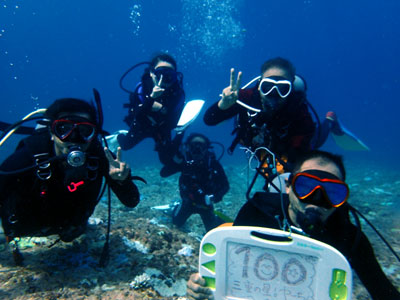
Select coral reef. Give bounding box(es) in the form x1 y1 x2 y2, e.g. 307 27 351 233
0 162 398 299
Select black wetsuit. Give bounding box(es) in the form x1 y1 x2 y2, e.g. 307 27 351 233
204 87 316 166
173 154 229 232
0 131 140 242
234 192 400 300
118 73 185 169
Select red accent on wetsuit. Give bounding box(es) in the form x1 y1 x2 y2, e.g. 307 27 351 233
67 181 85 192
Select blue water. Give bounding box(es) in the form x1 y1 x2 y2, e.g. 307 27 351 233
1 0 399 169
0 2 399 298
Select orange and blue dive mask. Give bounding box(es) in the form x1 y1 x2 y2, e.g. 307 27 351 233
52 118 97 143
290 170 349 209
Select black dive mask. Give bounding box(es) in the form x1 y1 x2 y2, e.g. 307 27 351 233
152 67 180 86
187 141 208 161
52 118 97 144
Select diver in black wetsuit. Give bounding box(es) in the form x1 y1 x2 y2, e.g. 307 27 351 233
172 133 229 232
203 57 340 171
187 150 399 300
118 53 186 176
0 98 140 249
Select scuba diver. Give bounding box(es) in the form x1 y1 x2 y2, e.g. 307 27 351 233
0 97 140 264
203 57 339 173
118 53 186 177
187 150 400 300
172 133 229 232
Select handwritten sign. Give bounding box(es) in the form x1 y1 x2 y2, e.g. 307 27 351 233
226 241 318 300
199 227 352 300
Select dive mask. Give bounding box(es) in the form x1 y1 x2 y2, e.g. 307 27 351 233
52 118 97 143
259 76 292 98
188 141 208 160
290 170 349 209
152 66 180 87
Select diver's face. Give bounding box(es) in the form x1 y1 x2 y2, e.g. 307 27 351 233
187 136 208 162
259 67 291 112
287 158 343 227
52 112 94 156
152 61 176 89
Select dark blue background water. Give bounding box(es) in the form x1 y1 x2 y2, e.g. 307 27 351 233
1 0 399 169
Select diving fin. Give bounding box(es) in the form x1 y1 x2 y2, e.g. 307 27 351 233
175 99 205 132
151 200 180 215
104 130 128 153
151 204 174 211
331 120 370 151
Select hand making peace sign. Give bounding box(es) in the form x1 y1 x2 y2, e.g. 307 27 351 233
218 68 242 110
104 146 131 181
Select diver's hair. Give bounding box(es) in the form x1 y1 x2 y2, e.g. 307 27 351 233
261 57 296 82
150 52 177 70
185 132 210 147
292 150 346 180
45 98 98 125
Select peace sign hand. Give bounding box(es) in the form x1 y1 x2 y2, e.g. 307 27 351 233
104 146 131 181
218 68 242 110
150 72 165 99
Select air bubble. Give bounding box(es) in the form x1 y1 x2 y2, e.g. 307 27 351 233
129 3 142 37
179 0 245 67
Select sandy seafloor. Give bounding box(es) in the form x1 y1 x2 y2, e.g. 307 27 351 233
0 159 399 300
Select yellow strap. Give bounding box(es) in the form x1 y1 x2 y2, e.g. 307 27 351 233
0 108 47 147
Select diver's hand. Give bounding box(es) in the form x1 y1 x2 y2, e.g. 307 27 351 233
150 72 165 98
187 273 214 300
104 146 130 181
150 85 165 98
205 194 214 206
151 101 163 112
218 68 242 110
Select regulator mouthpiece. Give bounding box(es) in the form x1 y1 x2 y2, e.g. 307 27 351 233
67 147 86 167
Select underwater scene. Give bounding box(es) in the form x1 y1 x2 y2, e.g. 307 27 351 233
0 0 399 299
